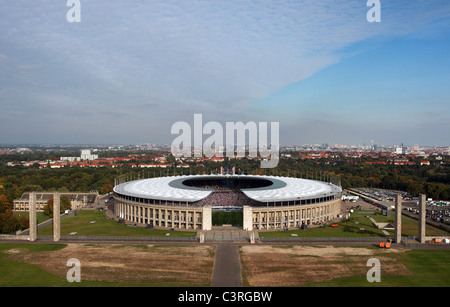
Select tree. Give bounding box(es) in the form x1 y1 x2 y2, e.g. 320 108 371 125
0 194 11 214
0 212 20 234
0 193 23 234
407 180 423 195
16 215 29 231
100 184 113 195
43 195 72 216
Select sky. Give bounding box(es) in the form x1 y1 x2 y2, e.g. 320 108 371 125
0 0 449 146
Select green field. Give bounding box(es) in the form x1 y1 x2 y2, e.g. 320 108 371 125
13 211 50 225
0 243 205 287
18 209 449 239
1 243 449 287
212 210 243 226
260 210 448 238
0 244 71 287
305 249 450 287
37 210 196 237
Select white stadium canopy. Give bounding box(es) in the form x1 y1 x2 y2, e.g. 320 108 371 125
113 175 341 203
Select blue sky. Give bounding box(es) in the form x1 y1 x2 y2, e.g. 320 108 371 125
0 0 449 146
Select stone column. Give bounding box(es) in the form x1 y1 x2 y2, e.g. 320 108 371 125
202 206 212 231
171 209 175 228
159 208 163 226
418 194 426 243
29 192 37 242
53 193 61 242
250 231 255 244
394 194 402 243
243 206 253 231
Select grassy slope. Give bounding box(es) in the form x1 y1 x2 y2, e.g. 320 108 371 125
37 210 196 237
260 210 447 238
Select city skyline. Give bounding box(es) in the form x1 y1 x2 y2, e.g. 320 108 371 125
1 1 449 146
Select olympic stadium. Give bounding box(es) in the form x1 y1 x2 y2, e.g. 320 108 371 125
113 175 342 231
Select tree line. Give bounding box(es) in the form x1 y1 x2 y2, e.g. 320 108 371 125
1 156 449 205
0 154 448 233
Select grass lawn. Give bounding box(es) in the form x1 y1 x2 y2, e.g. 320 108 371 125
306 249 450 287
37 210 197 237
259 210 448 238
0 243 208 287
0 243 83 287
260 211 389 238
14 212 50 225
2 243 448 287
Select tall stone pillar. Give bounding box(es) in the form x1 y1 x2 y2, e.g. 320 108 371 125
394 194 402 243
418 194 426 243
53 193 61 242
202 206 212 231
158 208 162 227
171 209 175 228
243 206 253 231
29 192 37 242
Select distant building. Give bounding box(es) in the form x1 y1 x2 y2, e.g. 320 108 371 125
60 149 98 163
80 149 98 161
60 157 78 162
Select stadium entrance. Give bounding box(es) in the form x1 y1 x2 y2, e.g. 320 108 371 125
212 208 243 227
185 177 260 228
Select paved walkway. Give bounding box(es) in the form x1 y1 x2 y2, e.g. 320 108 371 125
211 243 243 287
207 227 256 287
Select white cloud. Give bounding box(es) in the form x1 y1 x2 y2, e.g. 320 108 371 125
1 0 449 144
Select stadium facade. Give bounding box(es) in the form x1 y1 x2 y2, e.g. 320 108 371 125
113 175 342 231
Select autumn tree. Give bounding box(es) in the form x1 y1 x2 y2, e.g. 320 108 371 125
100 183 113 195
0 194 11 214
0 193 23 234
0 212 20 234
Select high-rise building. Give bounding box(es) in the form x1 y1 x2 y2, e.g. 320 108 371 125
81 149 98 161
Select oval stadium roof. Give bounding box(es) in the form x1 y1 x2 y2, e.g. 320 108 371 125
113 174 341 203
